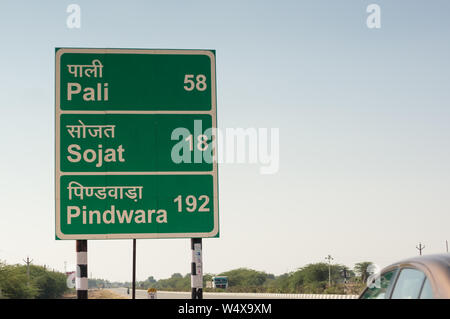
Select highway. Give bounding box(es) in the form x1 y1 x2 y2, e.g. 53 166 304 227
108 288 358 299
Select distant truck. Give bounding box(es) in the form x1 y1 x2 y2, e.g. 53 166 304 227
211 276 228 289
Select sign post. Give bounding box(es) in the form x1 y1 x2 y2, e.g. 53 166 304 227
76 240 88 299
191 238 203 299
55 48 219 298
132 239 136 299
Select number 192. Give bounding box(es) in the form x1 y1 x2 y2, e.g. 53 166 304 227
174 195 210 212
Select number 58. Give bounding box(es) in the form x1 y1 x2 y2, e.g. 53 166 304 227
184 74 207 91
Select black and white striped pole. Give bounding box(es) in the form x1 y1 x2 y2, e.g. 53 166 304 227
191 238 203 299
76 240 88 299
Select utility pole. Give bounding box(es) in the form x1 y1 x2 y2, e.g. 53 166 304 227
325 255 333 287
416 242 425 256
23 257 33 286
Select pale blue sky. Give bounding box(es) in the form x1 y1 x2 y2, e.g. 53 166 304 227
0 1 449 281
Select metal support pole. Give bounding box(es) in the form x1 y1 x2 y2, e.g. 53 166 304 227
191 238 203 299
132 239 136 299
76 240 88 299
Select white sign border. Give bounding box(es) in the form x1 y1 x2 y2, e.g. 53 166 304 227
55 48 219 240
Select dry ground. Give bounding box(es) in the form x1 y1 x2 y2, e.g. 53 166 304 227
62 289 127 299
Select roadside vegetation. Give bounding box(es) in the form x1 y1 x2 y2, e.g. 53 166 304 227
128 261 373 295
0 261 69 299
0 260 374 297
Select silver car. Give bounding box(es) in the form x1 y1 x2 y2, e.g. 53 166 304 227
359 254 450 299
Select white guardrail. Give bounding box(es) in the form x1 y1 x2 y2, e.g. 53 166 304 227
158 291 359 299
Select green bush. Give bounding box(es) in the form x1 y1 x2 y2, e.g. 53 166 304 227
0 262 68 299
0 264 38 299
133 261 370 295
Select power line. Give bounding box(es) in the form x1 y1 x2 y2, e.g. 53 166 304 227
416 243 425 256
325 255 334 287
22 256 33 285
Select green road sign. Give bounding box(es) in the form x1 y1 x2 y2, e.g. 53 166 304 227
55 48 218 239
60 114 213 172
